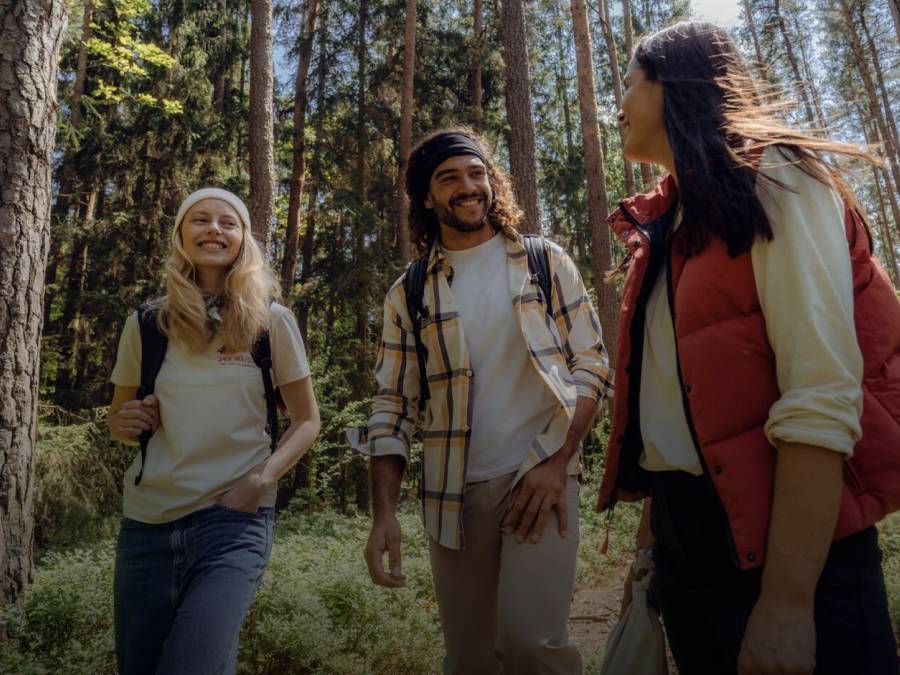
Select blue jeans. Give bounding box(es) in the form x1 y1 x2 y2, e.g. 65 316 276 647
114 503 275 675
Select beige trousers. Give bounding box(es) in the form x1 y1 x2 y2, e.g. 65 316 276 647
428 471 582 675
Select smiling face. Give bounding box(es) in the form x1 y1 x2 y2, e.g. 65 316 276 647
424 154 493 234
180 198 244 273
619 59 671 167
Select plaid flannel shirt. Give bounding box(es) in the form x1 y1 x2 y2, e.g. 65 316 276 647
348 234 613 549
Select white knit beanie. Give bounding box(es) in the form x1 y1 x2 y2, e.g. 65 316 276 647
173 188 251 231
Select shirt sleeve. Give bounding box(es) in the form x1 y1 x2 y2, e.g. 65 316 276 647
549 245 614 403
111 312 141 387
753 149 863 456
270 305 311 386
353 277 422 461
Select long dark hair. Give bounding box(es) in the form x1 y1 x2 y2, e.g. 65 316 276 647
406 127 522 256
635 21 875 256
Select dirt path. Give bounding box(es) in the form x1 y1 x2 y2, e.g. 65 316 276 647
568 567 628 667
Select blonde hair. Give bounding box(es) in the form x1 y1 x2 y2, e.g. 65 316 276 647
155 200 281 353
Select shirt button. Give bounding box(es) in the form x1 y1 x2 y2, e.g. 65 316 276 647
747 552 756 563
713 465 723 475
462 425 470 433
685 384 693 394
466 369 474 378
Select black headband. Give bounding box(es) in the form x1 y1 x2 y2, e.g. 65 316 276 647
409 133 487 202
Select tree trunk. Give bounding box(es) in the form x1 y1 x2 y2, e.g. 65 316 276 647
213 0 228 112
54 185 98 405
889 0 900 46
860 111 900 286
742 0 767 77
621 0 634 61
0 0 67 609
570 0 618 365
500 0 541 233
396 0 416 260
249 0 275 253
598 0 636 196
471 0 483 130
859 5 900 170
280 0 319 292
840 0 900 199
772 0 815 125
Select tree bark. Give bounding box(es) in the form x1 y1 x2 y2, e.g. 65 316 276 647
742 0 767 77
772 0 815 125
598 0 636 196
54 183 98 405
500 0 541 233
471 0 483 130
859 110 900 287
280 0 319 292
396 0 416 261
859 5 900 169
889 0 900 46
249 0 275 253
840 0 900 199
0 0 67 609
213 0 228 112
570 0 618 365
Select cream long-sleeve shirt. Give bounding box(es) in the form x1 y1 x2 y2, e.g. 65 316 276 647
639 146 863 474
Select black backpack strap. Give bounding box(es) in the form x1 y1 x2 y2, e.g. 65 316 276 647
403 256 430 412
250 331 279 453
135 304 168 486
522 234 553 317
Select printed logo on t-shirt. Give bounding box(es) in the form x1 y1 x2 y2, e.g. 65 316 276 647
216 348 256 368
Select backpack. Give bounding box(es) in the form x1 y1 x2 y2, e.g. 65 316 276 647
133 304 281 486
403 234 554 412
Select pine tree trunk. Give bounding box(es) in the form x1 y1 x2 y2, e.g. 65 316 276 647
621 0 634 61
742 0 766 77
214 0 227 112
570 0 618 365
0 0 67 610
280 0 319 292
860 110 900 286
54 185 98 405
471 0 483 129
500 0 541 233
396 0 416 260
598 0 636 196
772 0 815 125
889 0 900 46
249 0 275 253
859 5 900 169
840 0 900 199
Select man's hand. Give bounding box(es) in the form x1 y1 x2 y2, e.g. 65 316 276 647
364 514 406 588
738 592 816 675
108 395 160 440
218 464 274 514
504 452 568 544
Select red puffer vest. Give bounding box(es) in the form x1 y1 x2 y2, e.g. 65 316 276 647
596 174 900 570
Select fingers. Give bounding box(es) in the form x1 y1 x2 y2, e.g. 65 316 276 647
364 524 406 588
527 497 553 543
387 529 404 581
556 496 568 538
514 491 545 543
503 484 529 533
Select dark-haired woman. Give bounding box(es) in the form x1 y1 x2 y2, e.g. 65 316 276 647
596 21 900 675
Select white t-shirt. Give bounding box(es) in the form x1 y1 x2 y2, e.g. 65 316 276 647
443 233 560 481
111 302 310 523
639 146 863 474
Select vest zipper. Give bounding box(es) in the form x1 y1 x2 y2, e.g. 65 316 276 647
664 238 742 570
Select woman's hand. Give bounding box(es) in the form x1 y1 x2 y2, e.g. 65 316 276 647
217 465 274 514
738 592 815 675
107 393 160 441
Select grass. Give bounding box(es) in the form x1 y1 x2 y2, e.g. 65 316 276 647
1 476 897 674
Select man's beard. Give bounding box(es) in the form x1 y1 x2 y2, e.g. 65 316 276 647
433 192 490 233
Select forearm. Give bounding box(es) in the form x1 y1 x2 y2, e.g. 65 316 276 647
370 454 404 519
553 395 599 463
260 417 321 485
761 440 843 603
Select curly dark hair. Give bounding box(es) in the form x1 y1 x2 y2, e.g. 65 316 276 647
405 127 522 256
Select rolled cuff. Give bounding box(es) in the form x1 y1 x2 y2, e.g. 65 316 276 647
765 408 861 457
369 435 409 462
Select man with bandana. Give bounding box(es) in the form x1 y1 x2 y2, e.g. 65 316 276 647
349 128 613 674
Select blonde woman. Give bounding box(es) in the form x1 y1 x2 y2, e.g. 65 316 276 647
106 188 320 675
